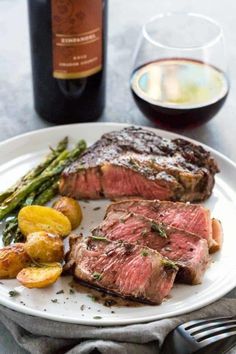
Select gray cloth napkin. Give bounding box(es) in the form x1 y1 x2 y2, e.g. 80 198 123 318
0 298 235 354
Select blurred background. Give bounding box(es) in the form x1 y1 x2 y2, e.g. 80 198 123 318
0 0 235 156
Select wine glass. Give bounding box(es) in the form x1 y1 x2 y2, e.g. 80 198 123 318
130 13 229 129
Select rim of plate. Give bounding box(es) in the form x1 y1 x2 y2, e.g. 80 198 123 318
0 122 236 326
0 122 235 170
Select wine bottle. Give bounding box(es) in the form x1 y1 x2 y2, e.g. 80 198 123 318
28 0 107 124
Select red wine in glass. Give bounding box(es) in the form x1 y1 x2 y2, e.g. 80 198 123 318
131 58 229 129
131 13 229 129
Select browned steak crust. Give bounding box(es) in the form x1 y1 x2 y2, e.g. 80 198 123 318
60 127 219 202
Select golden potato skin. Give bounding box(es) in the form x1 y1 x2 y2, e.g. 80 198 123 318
18 205 71 237
0 244 31 279
17 263 62 288
53 197 82 229
25 232 64 263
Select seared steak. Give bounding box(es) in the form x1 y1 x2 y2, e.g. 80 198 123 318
106 199 222 253
93 211 210 284
60 127 219 202
64 234 178 305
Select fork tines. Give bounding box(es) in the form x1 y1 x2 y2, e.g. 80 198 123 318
181 317 236 345
184 316 234 331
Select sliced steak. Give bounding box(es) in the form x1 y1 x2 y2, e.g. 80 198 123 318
64 234 178 305
60 127 219 202
211 218 223 253
106 199 222 253
93 211 210 284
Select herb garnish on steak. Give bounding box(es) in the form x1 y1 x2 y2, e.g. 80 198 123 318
150 222 167 238
64 234 178 305
106 199 222 253
93 211 210 284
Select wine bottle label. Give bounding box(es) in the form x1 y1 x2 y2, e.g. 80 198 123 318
51 0 102 79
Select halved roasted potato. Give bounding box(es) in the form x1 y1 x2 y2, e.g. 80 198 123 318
25 231 64 263
53 197 82 229
17 262 62 288
18 205 71 237
0 244 31 278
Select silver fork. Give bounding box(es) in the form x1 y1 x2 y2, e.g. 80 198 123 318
160 316 236 354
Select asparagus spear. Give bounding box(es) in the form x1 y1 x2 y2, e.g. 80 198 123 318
23 176 58 207
0 150 68 216
33 180 59 205
2 181 60 245
9 176 57 209
2 217 19 245
21 136 68 180
1 139 86 244
0 137 68 203
0 140 86 221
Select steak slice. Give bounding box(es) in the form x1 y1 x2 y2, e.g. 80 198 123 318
60 127 219 202
64 234 178 305
92 211 210 284
106 199 222 253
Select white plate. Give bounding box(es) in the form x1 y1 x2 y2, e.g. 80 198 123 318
0 122 236 326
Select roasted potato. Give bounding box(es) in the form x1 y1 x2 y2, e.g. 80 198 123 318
24 231 64 263
53 197 82 229
0 244 31 278
17 262 62 288
18 205 71 237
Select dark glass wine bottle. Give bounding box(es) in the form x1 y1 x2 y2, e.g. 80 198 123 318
28 0 107 124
